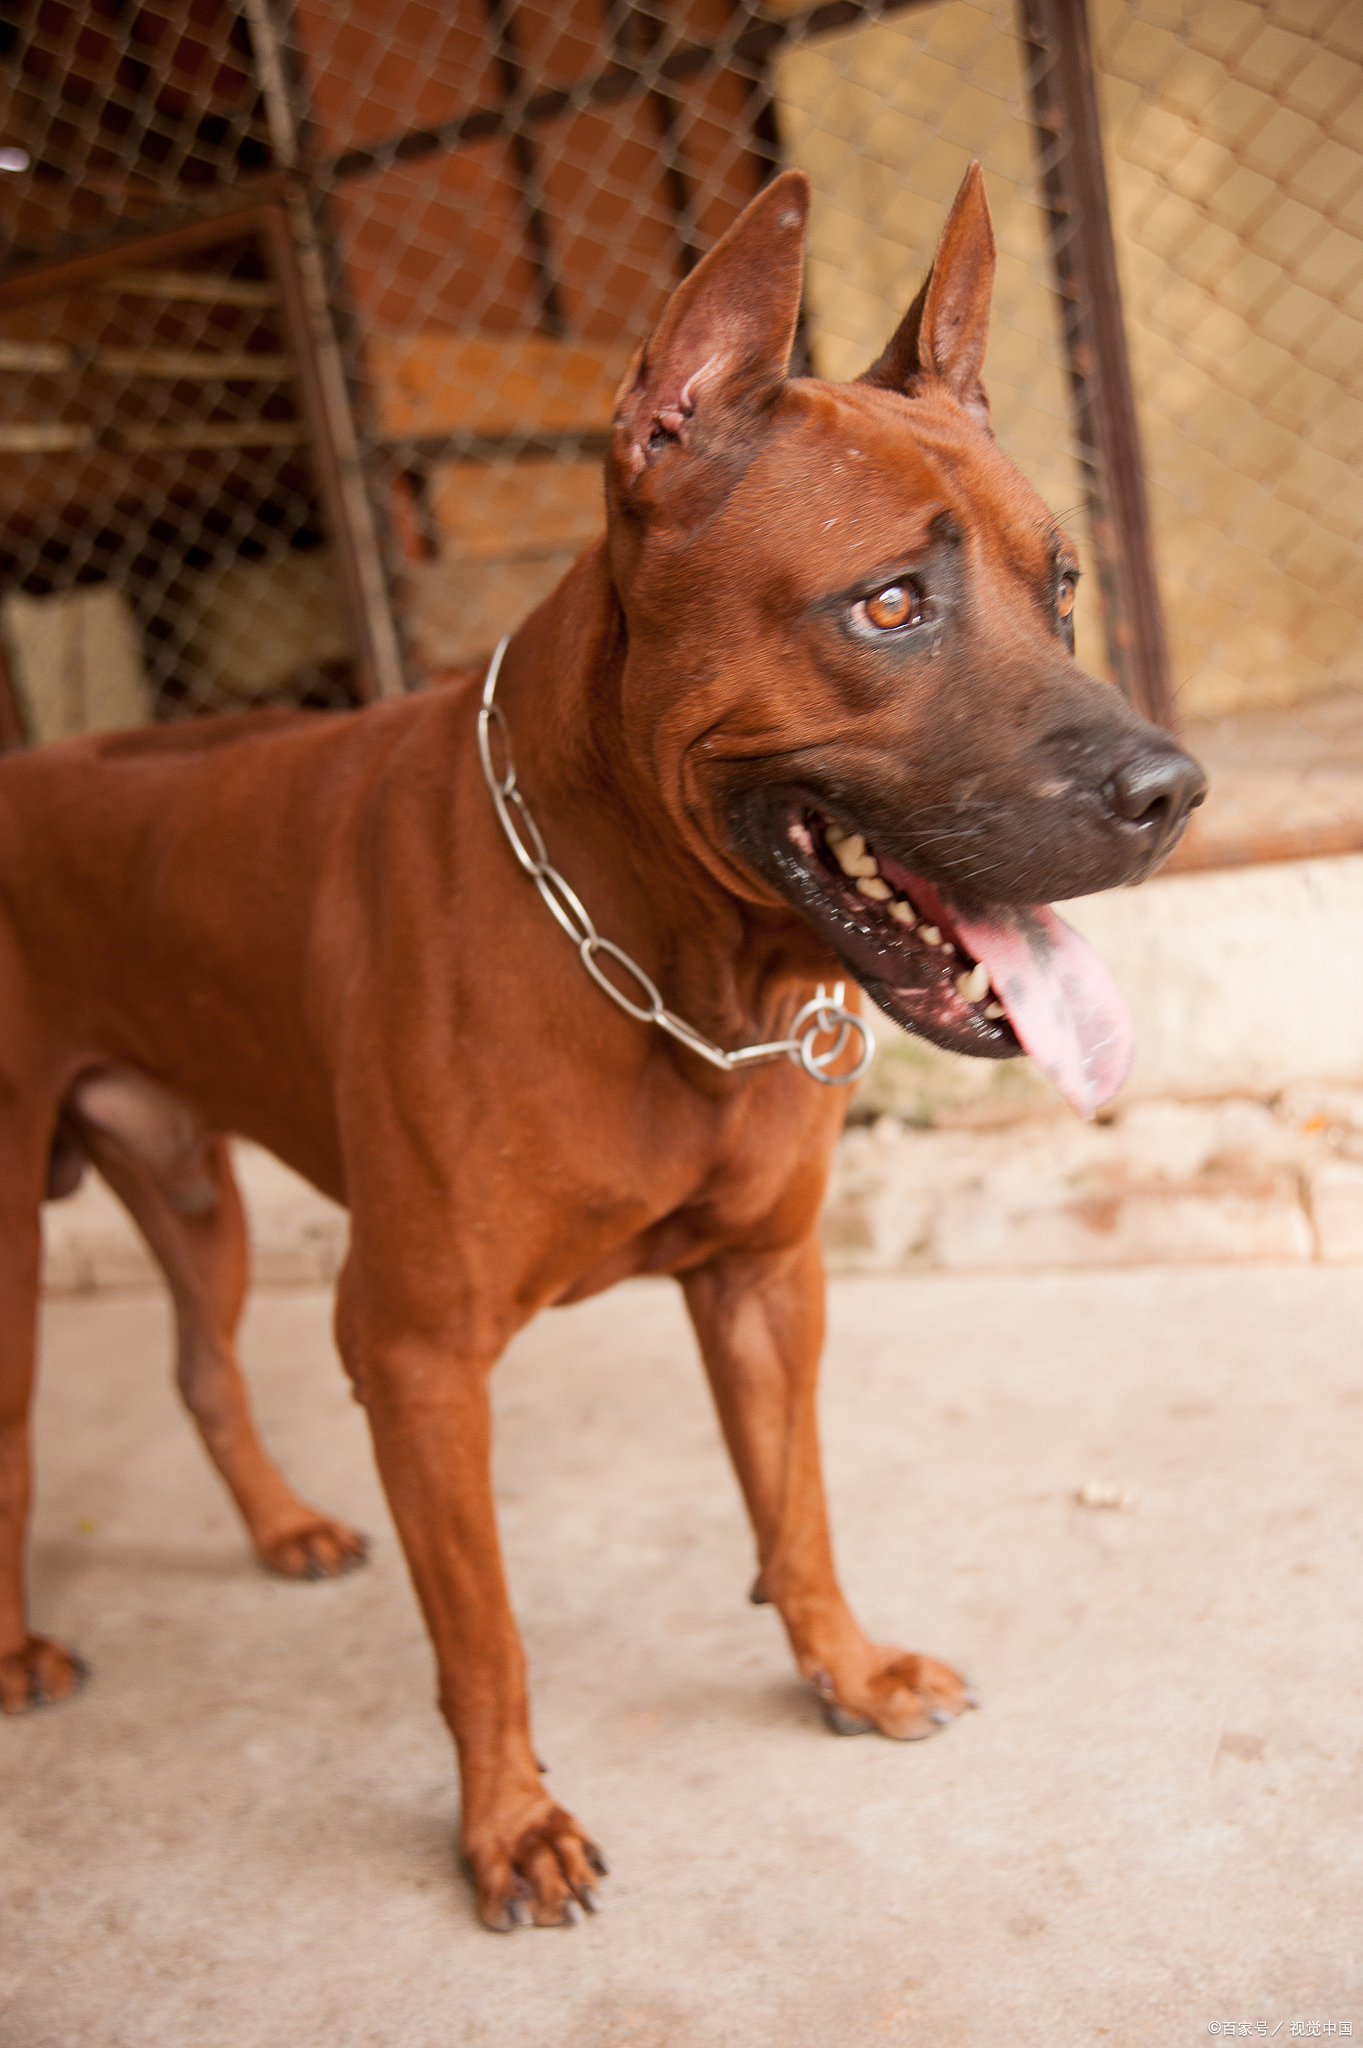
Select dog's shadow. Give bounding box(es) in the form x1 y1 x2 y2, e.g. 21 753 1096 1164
31 1534 296 1584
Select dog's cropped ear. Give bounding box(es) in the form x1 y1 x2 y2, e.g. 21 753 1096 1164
858 161 995 427
612 169 809 487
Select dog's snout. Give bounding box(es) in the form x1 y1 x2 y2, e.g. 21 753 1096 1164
1100 744 1206 845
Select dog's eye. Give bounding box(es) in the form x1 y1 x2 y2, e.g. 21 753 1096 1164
1056 575 1076 620
857 582 924 633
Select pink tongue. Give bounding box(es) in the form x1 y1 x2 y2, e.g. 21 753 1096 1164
948 901 1134 1119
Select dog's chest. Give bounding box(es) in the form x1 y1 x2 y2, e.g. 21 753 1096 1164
548 1098 839 1306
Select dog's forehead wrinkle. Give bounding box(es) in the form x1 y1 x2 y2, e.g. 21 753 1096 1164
958 508 1068 605
789 388 945 473
857 393 1053 538
715 469 949 606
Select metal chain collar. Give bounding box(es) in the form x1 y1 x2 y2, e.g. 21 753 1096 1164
476 637 875 1086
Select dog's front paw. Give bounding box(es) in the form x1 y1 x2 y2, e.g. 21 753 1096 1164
257 1514 369 1581
465 1797 608 1932
0 1632 88 1714
809 1648 977 1741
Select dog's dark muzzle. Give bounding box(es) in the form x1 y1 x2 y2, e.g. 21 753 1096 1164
1006 716 1206 900
906 674 1208 903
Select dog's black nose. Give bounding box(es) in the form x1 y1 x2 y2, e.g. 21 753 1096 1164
1101 743 1206 848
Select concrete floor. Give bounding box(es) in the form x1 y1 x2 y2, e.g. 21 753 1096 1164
3 1267 1362 2047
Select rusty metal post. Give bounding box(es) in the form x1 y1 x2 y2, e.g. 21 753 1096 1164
0 634 26 752
244 0 407 701
1019 0 1176 731
260 203 406 701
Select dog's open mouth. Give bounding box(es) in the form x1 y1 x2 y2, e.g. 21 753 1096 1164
780 807 1135 1119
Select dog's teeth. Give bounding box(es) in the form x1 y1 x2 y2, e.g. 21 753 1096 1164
833 833 879 879
984 1001 1006 1019
856 875 892 901
919 924 941 947
824 822 848 848
888 899 916 926
956 963 989 1003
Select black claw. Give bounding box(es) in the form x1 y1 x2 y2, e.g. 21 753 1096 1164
585 1843 609 1878
580 1886 601 1914
748 1575 770 1605
71 1654 91 1688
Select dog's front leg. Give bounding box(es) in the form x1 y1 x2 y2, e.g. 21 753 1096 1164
336 1273 605 1930
683 1239 974 1740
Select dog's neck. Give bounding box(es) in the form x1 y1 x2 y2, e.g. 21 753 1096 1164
485 541 838 1059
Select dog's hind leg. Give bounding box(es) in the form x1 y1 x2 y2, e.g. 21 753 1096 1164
0 1102 87 1712
69 1074 367 1580
683 1236 975 1742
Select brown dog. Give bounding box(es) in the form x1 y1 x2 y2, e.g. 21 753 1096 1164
0 166 1203 1929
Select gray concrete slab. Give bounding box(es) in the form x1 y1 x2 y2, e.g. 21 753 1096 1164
3 1267 1362 2047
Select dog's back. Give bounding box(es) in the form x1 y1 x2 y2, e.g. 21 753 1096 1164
0 697 446 1136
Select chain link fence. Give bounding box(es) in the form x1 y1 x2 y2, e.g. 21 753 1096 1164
0 224 361 732
0 0 1358 868
1092 0 1363 863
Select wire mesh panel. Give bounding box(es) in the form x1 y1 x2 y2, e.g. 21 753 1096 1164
0 225 362 735
1 0 1359 876
1091 0 1363 863
0 0 271 259
0 5 365 735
